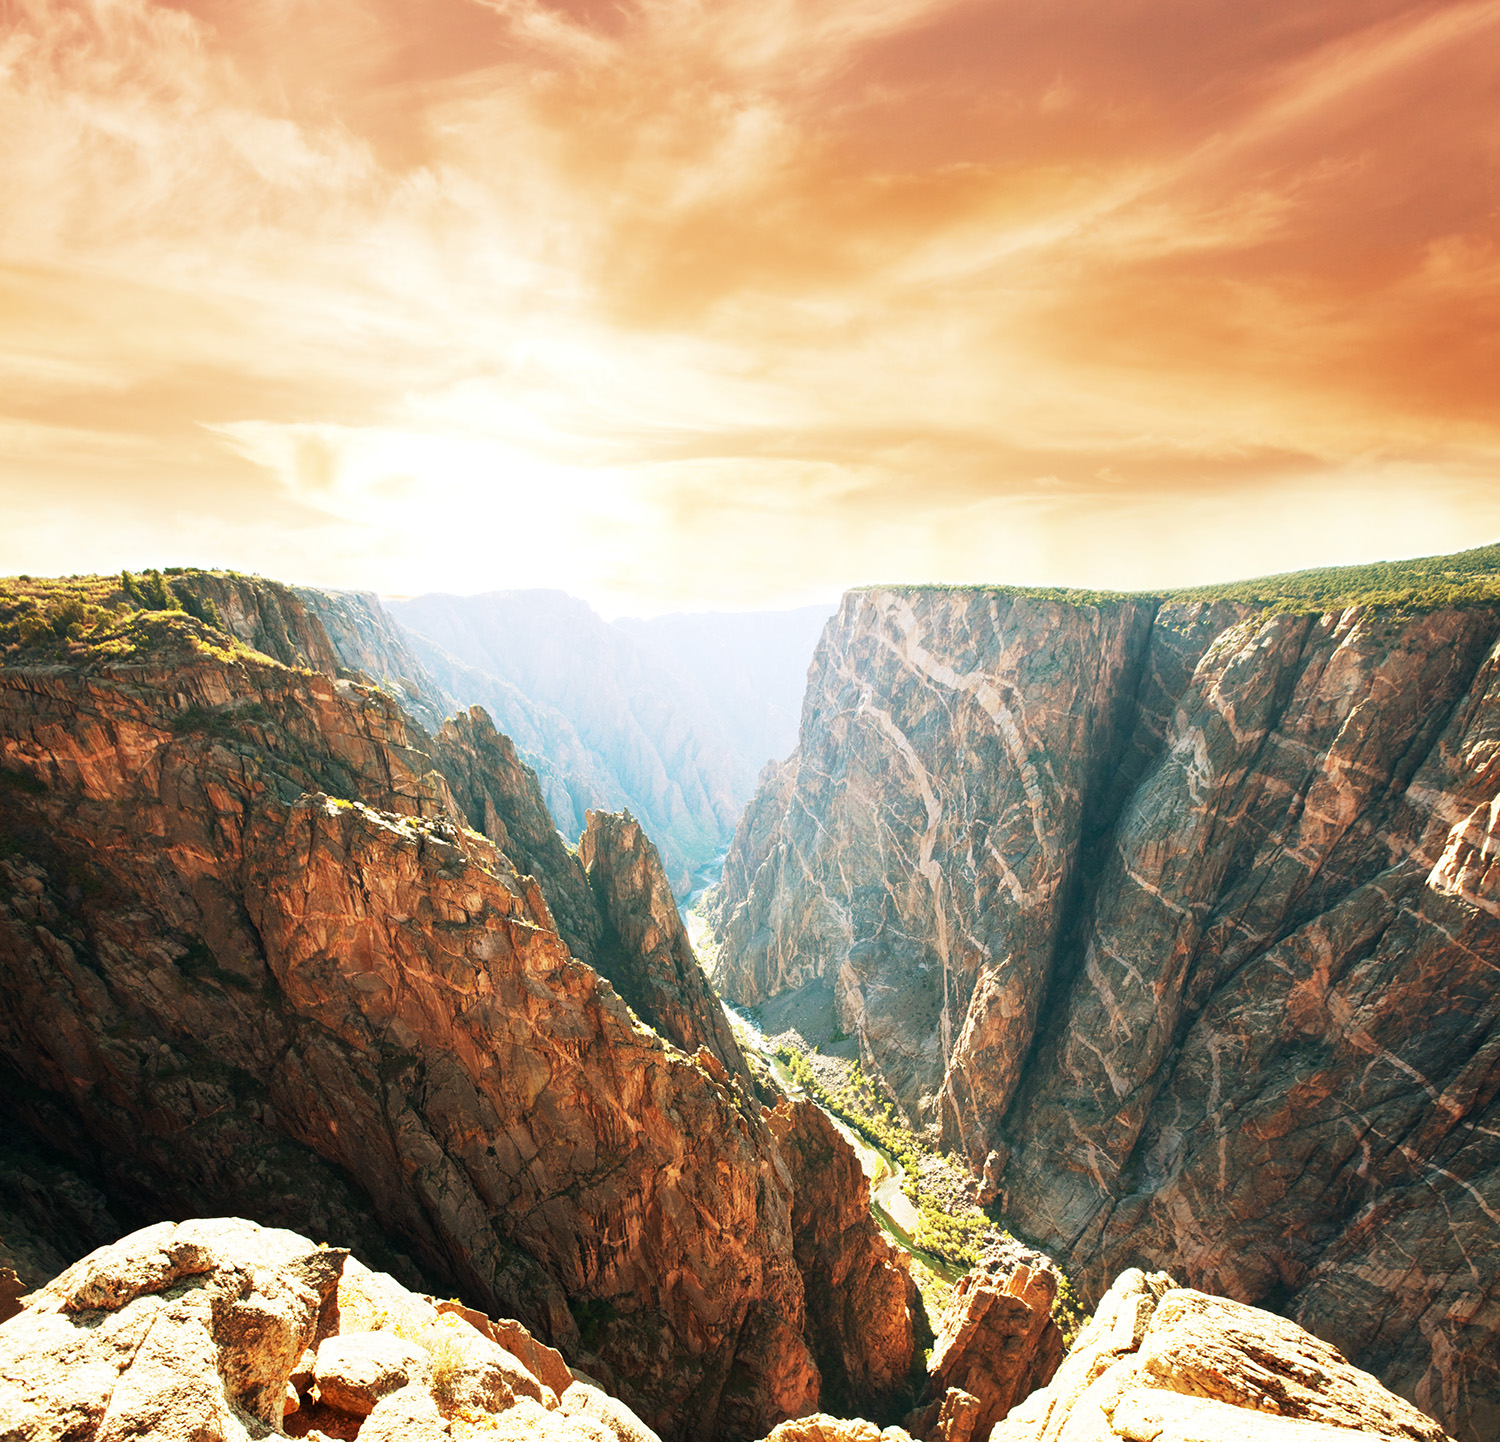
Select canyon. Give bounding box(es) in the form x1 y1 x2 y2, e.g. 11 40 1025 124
0 573 908 1441
389 590 833 893
711 575 1500 1441
0 558 1491 1442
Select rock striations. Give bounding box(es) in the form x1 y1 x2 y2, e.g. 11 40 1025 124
713 585 1500 1441
0 593 913 1441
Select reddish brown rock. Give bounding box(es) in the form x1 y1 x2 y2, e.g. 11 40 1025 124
0 1266 25 1323
765 1097 918 1419
906 1239 1063 1441
580 809 751 1088
712 588 1500 1440
0 624 898 1439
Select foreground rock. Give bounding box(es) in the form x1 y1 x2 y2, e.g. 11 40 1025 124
0 1216 661 1442
906 1240 1064 1442
995 1268 1453 1442
712 585 1500 1438
0 596 914 1440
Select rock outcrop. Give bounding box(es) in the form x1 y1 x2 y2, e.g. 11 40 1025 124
713 584 1500 1440
0 603 913 1440
907 1239 1064 1442
0 1216 664 1442
580 810 750 1089
171 570 344 675
994 1267 1452 1442
763 1099 917 1421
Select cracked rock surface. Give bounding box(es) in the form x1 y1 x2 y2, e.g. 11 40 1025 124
713 587 1500 1441
0 613 912 1440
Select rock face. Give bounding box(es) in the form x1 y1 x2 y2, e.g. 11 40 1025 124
763 1098 917 1420
433 711 749 1091
0 1215 664 1442
909 1239 1064 1442
580 809 750 1089
172 570 343 675
713 586 1500 1441
994 1268 1453 1442
713 587 1158 1121
0 609 913 1439
295 586 458 734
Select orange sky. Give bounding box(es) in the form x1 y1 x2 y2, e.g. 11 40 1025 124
3 0 1499 611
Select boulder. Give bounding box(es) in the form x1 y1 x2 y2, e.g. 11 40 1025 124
0 1217 344 1441
758 1415 914 1442
993 1269 1453 1442
313 1330 429 1415
0 1217 664 1442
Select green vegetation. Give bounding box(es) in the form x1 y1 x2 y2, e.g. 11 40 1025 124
567 1295 619 1349
1167 541 1500 614
0 571 251 666
772 1036 1093 1342
862 540 1500 617
773 1042 993 1267
1052 1269 1089 1350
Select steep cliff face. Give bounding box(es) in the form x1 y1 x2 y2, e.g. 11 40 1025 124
295 585 457 734
714 588 1157 1120
0 607 912 1440
713 586 1500 1441
170 571 344 675
763 1098 917 1422
580 810 750 1090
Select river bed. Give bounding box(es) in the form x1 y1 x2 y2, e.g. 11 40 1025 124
683 856 963 1284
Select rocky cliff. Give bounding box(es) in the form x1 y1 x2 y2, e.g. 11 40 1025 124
294 585 457 734
712 580 1500 1441
0 583 914 1440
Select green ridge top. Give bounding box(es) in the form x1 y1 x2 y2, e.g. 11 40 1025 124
858 539 1500 615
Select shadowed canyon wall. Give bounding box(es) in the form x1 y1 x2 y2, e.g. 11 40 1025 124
712 586 1500 1442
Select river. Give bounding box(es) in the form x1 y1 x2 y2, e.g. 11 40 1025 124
719 1000 966 1283
685 853 963 1282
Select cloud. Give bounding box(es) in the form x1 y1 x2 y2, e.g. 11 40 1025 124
1 0 1497 607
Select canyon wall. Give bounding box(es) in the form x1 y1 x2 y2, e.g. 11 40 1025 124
0 595 913 1440
712 586 1500 1442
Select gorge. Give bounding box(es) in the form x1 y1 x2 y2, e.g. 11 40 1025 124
1 555 1495 1442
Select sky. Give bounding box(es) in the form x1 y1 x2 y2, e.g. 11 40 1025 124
3 0 1499 614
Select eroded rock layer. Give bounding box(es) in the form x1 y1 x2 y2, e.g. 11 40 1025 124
0 621 911 1440
713 587 1500 1440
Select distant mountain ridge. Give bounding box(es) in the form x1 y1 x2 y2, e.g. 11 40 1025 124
389 589 834 891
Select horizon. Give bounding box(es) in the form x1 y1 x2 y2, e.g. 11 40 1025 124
4 0 1499 612
12 533 1500 620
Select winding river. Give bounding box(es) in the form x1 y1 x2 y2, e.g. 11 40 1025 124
685 859 964 1282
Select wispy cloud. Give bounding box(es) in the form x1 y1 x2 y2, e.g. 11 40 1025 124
1 0 1497 608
